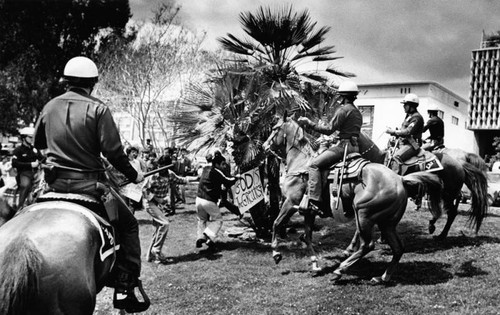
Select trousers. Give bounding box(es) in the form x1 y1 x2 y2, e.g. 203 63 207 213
49 178 142 277
195 197 223 240
308 140 358 202
16 170 35 209
144 200 170 258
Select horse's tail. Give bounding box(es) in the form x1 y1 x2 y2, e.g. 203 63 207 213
464 152 489 174
462 162 489 233
402 171 443 219
0 236 43 315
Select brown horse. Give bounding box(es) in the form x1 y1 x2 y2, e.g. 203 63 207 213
0 199 117 314
358 132 489 239
262 116 443 283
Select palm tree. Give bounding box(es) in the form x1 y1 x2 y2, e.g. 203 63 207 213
177 5 354 236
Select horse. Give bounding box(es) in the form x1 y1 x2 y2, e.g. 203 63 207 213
0 195 117 314
357 132 489 239
262 115 443 283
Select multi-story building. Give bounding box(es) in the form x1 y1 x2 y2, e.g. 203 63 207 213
469 31 500 157
355 81 476 153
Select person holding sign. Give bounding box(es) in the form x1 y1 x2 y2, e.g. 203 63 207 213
195 153 242 250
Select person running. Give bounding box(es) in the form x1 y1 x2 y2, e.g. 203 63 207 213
33 56 149 313
195 153 241 250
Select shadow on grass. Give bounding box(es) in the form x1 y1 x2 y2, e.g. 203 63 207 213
307 260 456 286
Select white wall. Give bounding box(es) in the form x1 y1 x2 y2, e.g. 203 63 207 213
356 82 478 153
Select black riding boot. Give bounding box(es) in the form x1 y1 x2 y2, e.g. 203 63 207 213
113 271 150 313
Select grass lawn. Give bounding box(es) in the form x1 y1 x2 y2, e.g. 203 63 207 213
95 183 500 315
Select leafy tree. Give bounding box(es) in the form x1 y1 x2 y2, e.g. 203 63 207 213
179 5 352 236
97 3 209 150
0 0 130 133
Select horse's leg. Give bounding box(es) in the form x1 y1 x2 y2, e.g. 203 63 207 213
302 212 321 272
271 199 297 264
343 229 360 257
436 195 459 240
370 223 404 284
332 213 374 282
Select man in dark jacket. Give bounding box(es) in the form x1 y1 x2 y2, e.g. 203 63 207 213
33 56 149 313
195 153 241 249
12 126 43 210
422 108 445 151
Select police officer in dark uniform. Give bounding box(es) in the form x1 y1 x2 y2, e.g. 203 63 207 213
386 93 424 170
11 126 43 210
422 107 445 151
298 80 363 217
33 56 149 313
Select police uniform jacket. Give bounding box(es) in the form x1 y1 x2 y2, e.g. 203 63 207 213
423 116 444 140
394 111 424 147
313 103 362 140
33 88 137 181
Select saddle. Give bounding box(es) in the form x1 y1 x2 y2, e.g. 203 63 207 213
394 149 443 176
327 153 370 183
35 192 119 262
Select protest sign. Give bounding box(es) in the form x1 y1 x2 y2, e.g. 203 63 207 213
231 167 264 214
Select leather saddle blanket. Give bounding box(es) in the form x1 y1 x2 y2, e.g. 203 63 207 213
32 192 119 262
328 153 370 182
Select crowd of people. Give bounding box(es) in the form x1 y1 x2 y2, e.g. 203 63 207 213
0 55 466 314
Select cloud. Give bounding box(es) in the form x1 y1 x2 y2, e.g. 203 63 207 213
131 0 500 98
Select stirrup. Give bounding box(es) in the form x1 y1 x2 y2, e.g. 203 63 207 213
113 280 150 313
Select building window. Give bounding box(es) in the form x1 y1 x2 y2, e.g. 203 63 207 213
436 110 444 119
451 116 459 125
454 101 459 107
400 87 411 94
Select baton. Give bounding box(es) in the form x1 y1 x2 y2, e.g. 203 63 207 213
119 164 174 187
336 142 349 211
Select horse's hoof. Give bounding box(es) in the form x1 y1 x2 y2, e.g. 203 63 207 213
370 277 383 285
273 253 283 265
330 272 342 283
428 224 436 234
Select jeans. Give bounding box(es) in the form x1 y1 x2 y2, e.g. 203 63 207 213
49 178 142 277
144 200 170 258
195 197 222 241
308 140 358 202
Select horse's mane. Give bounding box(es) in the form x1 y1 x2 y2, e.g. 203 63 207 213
285 118 318 155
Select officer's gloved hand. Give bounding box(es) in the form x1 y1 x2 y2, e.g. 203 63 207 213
31 160 40 168
134 172 144 184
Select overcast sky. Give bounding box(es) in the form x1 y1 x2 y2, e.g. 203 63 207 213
130 0 500 100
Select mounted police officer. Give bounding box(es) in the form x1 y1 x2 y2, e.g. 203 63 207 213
33 56 149 313
386 93 424 172
298 80 363 217
422 107 445 151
